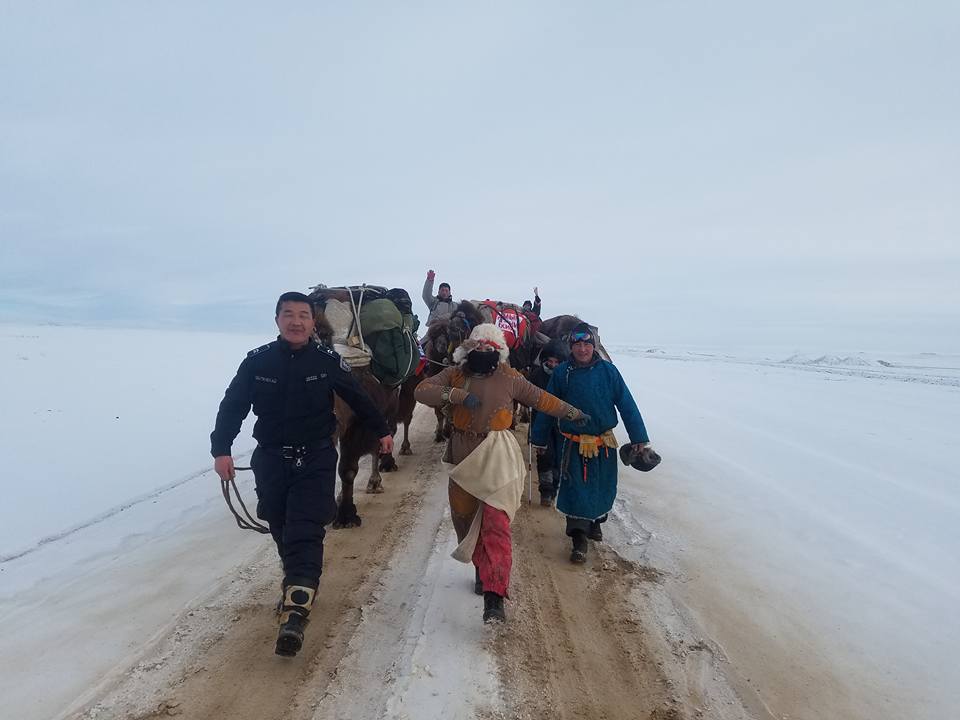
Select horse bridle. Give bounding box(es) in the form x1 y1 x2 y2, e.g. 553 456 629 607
446 311 474 355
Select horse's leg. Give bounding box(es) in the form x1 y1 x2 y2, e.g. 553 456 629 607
367 448 385 494
434 407 445 443
334 427 363 526
378 448 398 472
334 449 362 528
400 419 413 455
378 406 399 472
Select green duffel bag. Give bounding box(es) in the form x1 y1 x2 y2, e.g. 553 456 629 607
359 298 403 336
366 328 419 388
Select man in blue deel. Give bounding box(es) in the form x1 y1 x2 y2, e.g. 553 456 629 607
531 322 659 563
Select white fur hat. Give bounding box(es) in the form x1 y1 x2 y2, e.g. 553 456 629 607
452 323 510 365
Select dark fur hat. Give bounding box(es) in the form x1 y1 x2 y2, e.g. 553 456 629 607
619 445 661 472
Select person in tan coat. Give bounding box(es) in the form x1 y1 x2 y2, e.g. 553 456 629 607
415 323 588 623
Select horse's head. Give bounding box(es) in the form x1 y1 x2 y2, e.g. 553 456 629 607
446 301 483 357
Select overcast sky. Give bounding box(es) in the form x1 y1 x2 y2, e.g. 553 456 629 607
1 2 958 351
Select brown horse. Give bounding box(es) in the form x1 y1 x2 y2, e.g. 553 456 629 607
471 299 558 376
422 301 484 442
310 290 404 528
331 369 400 527
396 371 422 457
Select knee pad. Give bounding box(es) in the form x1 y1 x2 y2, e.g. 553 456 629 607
279 584 316 624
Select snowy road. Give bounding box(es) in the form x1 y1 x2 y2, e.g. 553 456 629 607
0 405 751 720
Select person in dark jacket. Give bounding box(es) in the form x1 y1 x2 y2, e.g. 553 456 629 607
528 338 570 506
211 291 392 657
521 287 542 336
531 322 655 564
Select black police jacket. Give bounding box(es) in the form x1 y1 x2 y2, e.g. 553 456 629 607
210 338 390 457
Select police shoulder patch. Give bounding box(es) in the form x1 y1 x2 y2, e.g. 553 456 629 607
315 343 352 373
246 341 277 358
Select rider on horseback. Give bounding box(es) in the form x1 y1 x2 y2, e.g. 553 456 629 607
521 286 542 336
422 269 456 326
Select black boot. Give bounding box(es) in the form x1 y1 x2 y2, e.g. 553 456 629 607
276 613 308 657
539 492 555 507
570 530 588 564
474 567 483 596
276 585 316 657
588 520 603 542
483 591 506 623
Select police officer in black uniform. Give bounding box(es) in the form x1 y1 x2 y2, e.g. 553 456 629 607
211 291 392 657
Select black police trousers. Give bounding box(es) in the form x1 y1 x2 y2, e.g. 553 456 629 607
251 443 338 589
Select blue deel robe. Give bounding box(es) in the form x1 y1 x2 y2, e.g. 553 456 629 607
530 356 649 520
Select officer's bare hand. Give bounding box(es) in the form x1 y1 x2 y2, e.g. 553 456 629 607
427 269 436 281
214 455 235 481
379 435 394 455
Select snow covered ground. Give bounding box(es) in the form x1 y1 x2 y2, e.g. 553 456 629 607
1 323 957 719
0 323 260 718
0 323 263 561
610 345 960 720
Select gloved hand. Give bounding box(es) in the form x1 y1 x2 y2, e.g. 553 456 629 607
639 446 661 466
574 412 592 428
462 393 481 410
619 443 661 472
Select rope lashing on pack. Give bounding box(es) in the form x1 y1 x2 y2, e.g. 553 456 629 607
421 355 453 368
221 468 270 534
346 284 369 353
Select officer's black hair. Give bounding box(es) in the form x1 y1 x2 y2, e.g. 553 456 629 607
275 291 315 317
